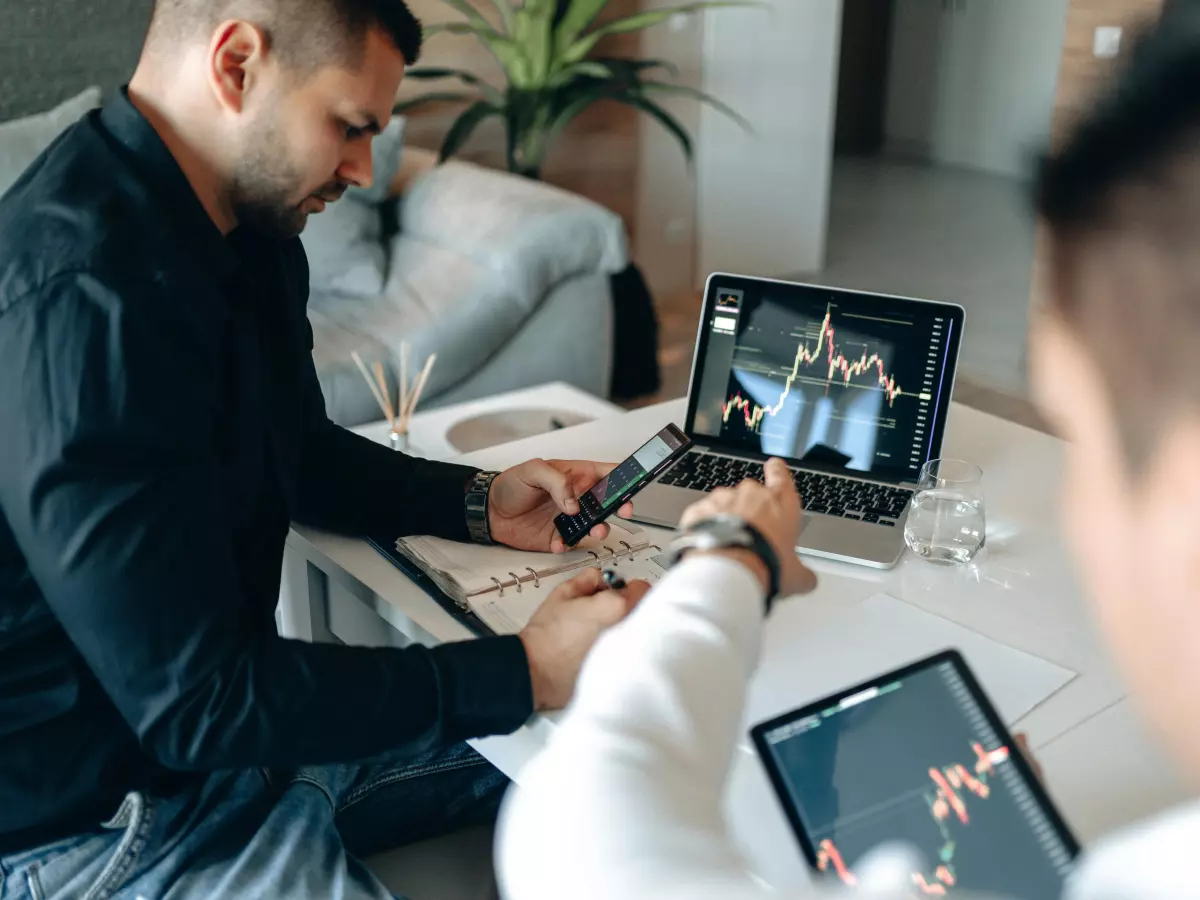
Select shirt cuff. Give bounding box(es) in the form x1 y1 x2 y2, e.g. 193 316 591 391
655 555 768 664
431 634 535 741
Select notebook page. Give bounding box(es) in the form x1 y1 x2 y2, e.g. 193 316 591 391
471 553 671 635
394 521 647 606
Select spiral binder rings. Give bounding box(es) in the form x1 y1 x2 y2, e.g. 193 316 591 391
380 522 670 636
462 539 661 601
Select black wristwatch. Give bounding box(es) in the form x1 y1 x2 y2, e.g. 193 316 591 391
465 471 500 545
665 514 781 610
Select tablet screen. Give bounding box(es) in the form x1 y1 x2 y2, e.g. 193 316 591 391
752 652 1078 899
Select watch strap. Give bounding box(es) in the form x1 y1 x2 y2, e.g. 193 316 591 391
668 516 782 610
465 471 500 545
740 522 781 609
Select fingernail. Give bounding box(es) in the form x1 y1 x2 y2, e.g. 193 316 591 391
566 499 579 513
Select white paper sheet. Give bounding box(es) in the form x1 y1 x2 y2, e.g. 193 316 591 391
742 592 1077 735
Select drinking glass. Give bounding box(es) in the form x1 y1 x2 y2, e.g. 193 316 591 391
903 459 986 565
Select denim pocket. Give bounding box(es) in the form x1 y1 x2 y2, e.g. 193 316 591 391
20 792 154 900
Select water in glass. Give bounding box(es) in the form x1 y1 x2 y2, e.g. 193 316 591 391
903 459 986 565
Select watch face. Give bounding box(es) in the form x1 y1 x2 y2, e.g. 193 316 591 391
674 515 753 558
696 515 751 542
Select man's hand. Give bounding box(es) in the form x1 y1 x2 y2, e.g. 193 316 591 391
519 568 651 710
679 457 818 599
488 459 634 553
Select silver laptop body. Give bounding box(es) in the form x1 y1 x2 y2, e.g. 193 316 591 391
632 274 965 570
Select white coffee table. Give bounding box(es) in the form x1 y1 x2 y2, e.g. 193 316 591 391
284 398 1189 888
349 382 622 460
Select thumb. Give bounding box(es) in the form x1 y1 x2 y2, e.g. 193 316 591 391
555 567 605 600
764 458 798 508
594 579 652 625
619 579 652 614
522 459 579 515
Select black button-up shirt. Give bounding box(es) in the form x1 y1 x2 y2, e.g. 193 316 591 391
0 90 533 854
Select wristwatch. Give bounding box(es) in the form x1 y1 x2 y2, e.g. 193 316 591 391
666 514 781 610
465 471 501 545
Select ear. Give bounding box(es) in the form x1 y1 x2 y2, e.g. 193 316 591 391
207 20 270 114
1144 419 1200 602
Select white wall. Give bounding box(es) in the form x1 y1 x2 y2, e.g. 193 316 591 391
695 0 844 281
885 0 1070 180
634 0 704 302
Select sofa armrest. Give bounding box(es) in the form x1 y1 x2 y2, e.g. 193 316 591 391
398 160 628 301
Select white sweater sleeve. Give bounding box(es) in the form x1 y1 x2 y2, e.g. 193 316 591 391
495 555 777 900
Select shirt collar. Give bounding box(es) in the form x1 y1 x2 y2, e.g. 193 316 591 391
99 87 239 284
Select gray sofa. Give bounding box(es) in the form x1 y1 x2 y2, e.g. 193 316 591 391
1 90 628 429
305 152 626 427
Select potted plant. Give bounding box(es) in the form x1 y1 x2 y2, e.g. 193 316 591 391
396 0 752 179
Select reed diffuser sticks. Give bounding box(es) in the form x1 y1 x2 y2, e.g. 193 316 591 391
351 342 436 450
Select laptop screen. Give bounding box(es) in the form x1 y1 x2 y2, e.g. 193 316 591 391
686 276 964 484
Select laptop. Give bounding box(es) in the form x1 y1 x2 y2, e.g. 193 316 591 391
633 274 965 569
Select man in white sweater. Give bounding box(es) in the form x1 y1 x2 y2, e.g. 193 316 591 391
496 5 1200 900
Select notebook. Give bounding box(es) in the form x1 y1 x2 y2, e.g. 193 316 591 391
390 521 672 636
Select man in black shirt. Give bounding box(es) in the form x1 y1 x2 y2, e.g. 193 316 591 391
0 0 648 896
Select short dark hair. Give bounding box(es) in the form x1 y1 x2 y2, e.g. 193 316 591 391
1034 1 1200 469
147 0 423 70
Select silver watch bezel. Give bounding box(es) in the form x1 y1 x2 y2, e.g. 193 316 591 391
667 514 755 566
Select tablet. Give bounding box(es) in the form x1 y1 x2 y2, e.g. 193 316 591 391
750 650 1079 899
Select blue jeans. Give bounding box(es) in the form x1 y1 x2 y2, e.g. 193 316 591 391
0 742 506 900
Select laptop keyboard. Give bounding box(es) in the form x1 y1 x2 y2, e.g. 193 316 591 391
658 450 913 526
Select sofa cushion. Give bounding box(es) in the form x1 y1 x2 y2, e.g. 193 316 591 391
398 161 628 305
0 87 102 198
309 236 548 425
299 117 406 298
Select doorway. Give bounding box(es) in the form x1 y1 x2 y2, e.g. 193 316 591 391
803 0 1070 402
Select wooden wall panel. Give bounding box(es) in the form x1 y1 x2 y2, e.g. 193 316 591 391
1030 0 1165 316
400 1 642 238
1049 0 1165 146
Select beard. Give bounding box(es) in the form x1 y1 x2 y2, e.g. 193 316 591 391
228 108 345 239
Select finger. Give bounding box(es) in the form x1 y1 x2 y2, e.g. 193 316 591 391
588 522 610 541
594 579 652 624
616 501 634 519
789 558 819 595
764 458 800 511
553 567 605 600
521 459 580 515
763 458 792 493
680 498 715 528
619 579 652 612
561 459 615 490
550 534 567 554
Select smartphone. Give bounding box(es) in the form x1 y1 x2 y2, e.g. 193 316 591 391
555 423 692 547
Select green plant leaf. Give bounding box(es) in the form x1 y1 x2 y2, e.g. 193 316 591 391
440 101 503 160
546 59 615 87
404 67 504 105
508 4 555 85
592 56 680 81
563 1 759 64
613 92 694 161
484 0 517 34
392 91 479 115
423 20 506 42
424 20 532 87
641 81 753 131
437 0 494 31
544 82 616 143
553 0 609 54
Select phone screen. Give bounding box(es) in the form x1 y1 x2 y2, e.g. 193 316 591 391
555 424 691 546
587 428 689 511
